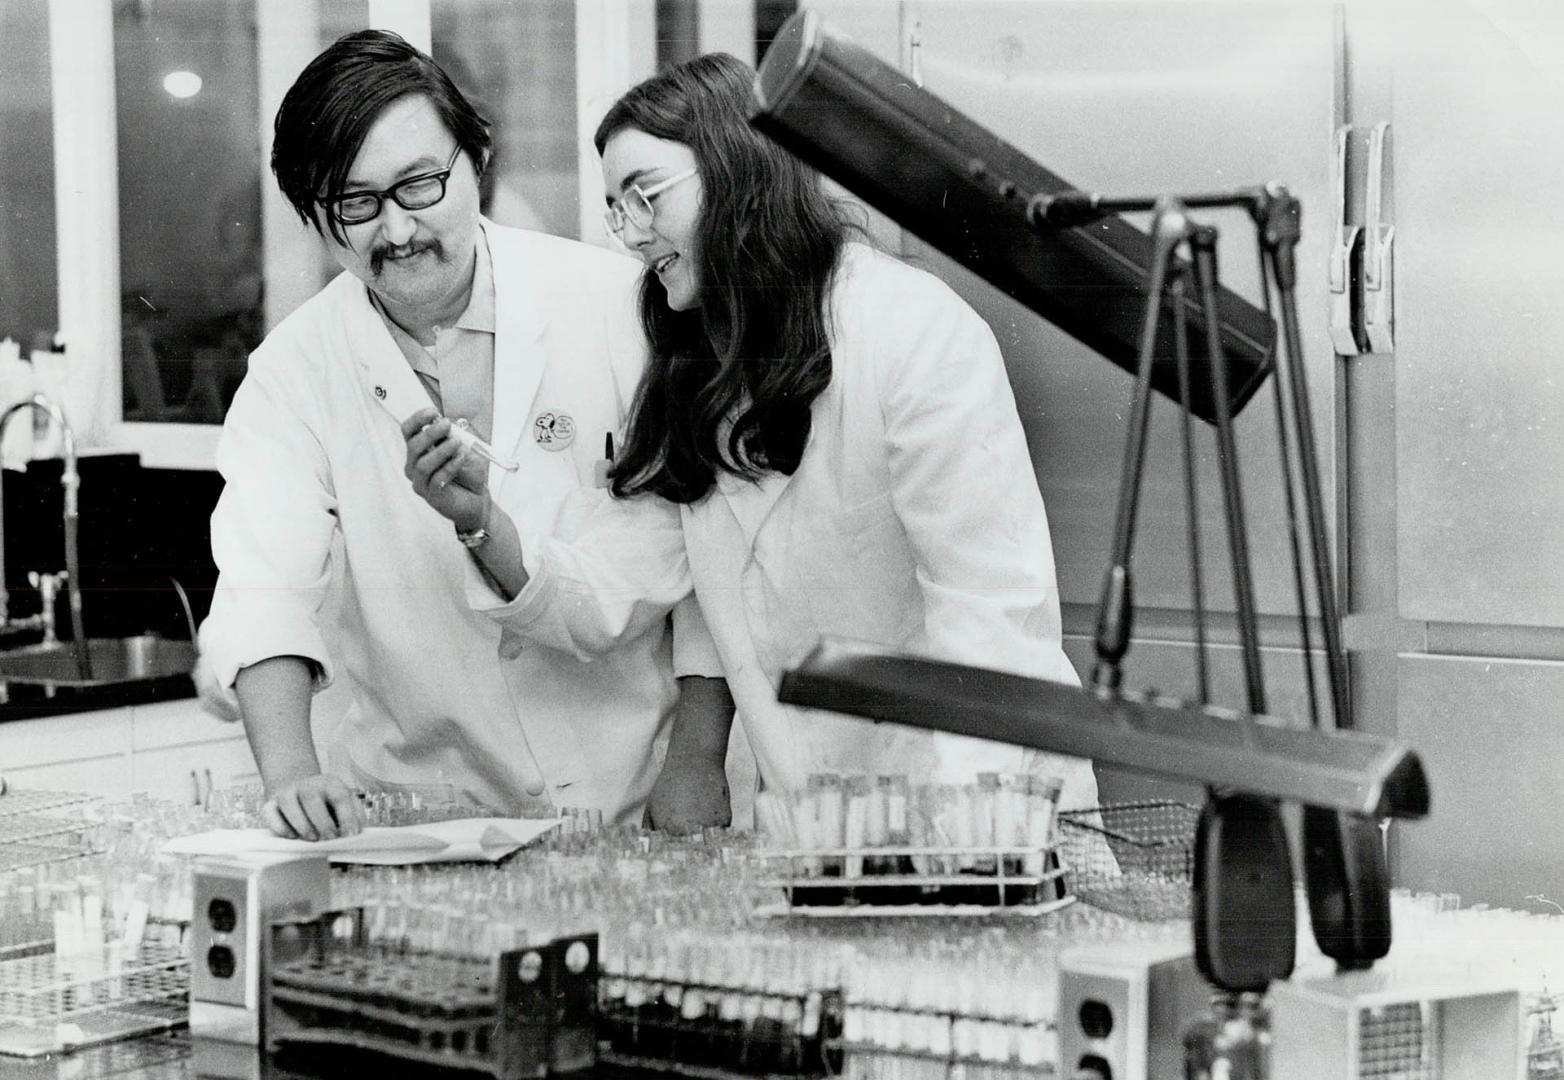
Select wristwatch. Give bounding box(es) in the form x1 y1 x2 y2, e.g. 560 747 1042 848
455 524 490 550
455 499 492 550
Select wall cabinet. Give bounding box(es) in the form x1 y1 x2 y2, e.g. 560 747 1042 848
0 705 133 797
900 0 1339 622
0 697 256 801
809 0 1340 812
809 0 1564 905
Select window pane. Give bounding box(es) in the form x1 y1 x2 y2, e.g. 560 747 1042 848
757 0 799 63
656 0 700 71
0 0 58 353
318 2 369 46
314 2 370 286
656 2 795 72
432 0 579 239
115 0 262 424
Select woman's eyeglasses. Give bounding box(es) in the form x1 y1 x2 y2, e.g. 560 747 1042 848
320 145 463 226
603 169 697 235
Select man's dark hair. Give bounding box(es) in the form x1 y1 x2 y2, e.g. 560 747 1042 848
271 29 491 243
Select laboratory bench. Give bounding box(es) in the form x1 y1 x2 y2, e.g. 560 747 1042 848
0 785 1558 1080
0 1030 625 1080
1 1031 745 1080
0 1030 785 1080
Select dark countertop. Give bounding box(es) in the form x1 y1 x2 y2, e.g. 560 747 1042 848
0 674 196 724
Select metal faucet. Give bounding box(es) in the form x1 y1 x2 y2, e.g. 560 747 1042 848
25 571 66 646
0 393 91 679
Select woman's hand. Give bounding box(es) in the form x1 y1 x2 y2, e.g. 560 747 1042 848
646 754 732 834
402 407 490 532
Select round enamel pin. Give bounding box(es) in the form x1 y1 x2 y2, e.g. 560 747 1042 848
533 411 575 451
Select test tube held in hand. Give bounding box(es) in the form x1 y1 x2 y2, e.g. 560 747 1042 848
447 417 519 472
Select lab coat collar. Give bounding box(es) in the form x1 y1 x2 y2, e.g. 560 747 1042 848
344 276 436 429
346 219 547 485
481 219 549 470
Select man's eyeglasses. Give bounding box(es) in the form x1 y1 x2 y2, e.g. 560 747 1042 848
603 169 697 236
321 144 463 226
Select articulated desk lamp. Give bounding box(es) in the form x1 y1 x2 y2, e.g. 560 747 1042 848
753 10 1428 993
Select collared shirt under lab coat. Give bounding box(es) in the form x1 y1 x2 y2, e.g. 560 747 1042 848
473 244 1099 809
201 222 690 824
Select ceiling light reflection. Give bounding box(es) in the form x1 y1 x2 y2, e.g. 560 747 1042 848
163 70 202 99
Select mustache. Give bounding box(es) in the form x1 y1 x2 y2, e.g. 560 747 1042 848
370 238 443 275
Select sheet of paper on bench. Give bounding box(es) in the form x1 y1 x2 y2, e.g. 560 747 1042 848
161 817 564 865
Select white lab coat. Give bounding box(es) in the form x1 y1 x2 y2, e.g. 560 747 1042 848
201 222 686 824
474 244 1098 809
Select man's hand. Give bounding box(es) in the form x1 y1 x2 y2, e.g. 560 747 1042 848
647 754 731 834
402 408 490 533
261 775 366 841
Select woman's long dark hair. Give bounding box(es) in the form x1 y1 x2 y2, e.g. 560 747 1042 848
594 53 849 503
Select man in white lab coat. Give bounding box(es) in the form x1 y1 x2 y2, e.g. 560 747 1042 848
199 30 706 838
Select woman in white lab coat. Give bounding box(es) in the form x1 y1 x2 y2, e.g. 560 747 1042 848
404 53 1097 825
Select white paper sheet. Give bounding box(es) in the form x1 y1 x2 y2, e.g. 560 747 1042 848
161 817 564 865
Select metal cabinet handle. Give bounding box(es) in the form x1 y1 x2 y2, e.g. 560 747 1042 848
1329 125 1365 355
1360 121 1396 353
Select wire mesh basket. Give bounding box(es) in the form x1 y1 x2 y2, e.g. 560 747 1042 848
0 789 102 873
0 790 97 819
0 816 96 847
1058 801 1198 921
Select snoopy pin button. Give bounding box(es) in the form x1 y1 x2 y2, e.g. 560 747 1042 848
533 411 576 452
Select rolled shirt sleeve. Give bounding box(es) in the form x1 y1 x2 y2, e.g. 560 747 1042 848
200 353 339 693
671 592 724 678
466 486 695 662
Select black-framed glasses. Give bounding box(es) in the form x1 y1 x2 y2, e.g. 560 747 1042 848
604 169 697 235
321 144 463 226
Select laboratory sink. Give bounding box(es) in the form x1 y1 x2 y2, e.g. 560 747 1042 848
0 635 197 687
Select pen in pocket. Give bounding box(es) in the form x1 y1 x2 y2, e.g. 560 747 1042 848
594 432 615 488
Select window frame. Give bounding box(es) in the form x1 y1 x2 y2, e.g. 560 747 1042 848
49 0 660 470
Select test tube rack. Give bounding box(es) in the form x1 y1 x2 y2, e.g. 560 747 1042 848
754 844 1072 917
263 907 599 1079
837 1035 1051 1080
836 998 1054 1080
598 971 843 1078
0 940 188 1058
